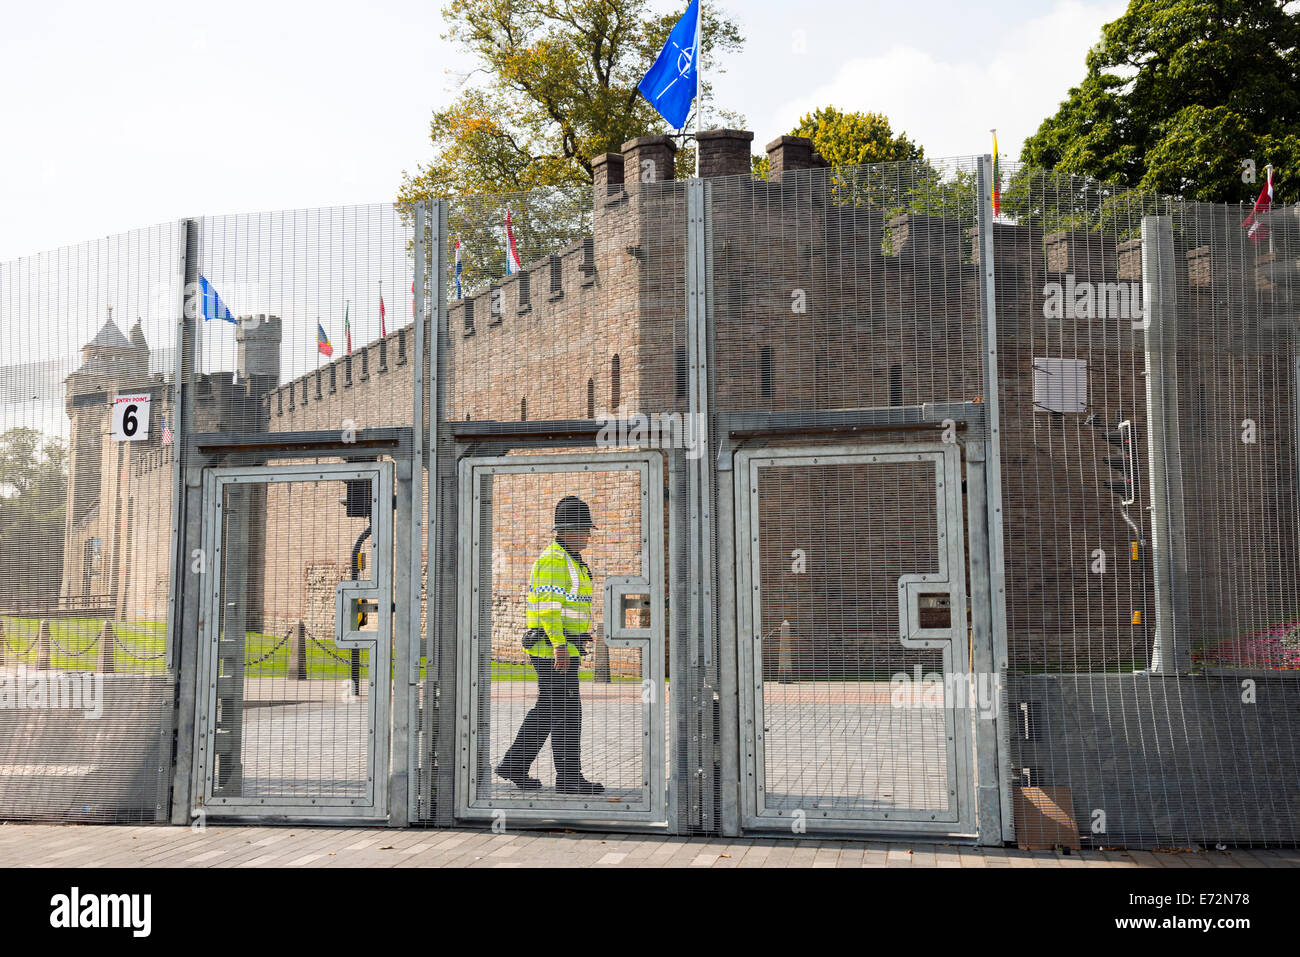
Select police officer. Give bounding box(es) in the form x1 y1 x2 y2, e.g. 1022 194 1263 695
496 496 605 794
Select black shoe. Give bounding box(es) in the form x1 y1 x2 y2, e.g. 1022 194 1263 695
496 765 542 790
556 778 605 795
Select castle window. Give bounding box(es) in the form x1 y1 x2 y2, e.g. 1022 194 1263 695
520 397 527 421
676 348 687 400
549 255 563 297
464 298 475 334
610 354 621 410
587 378 595 419
761 347 773 399
890 363 903 407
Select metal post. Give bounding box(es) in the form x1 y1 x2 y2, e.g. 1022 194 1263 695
715 437 740 836
168 219 201 825
684 179 715 831
407 199 432 821
391 461 412 826
1141 215 1192 673
429 199 457 825
976 155 1013 844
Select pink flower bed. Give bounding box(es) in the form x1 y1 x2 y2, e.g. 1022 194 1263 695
1192 616 1300 670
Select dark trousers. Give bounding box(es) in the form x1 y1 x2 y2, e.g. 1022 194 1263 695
499 655 583 782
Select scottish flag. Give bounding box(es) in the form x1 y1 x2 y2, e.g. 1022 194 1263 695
638 0 699 129
199 275 235 323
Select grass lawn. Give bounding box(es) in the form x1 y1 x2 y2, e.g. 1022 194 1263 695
0 617 639 682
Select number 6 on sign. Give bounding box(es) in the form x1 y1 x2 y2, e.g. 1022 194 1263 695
111 394 151 441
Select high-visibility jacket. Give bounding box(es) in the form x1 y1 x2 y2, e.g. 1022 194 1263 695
526 539 593 659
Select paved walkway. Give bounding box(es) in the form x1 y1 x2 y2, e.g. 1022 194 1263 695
0 823 1296 868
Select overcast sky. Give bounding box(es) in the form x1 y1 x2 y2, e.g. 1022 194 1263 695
0 0 1123 262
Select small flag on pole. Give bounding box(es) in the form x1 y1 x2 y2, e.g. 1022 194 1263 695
505 211 522 275
161 417 173 446
638 0 700 129
379 291 387 337
343 301 352 355
455 238 463 298
991 130 1002 218
199 276 235 323
317 321 334 358
1243 166 1274 245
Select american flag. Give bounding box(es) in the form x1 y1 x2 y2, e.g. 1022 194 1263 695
161 417 173 446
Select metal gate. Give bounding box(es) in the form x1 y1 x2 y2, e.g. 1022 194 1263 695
735 442 976 836
455 452 667 825
192 462 394 820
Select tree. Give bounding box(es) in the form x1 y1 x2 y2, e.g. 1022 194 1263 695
751 106 926 179
1021 0 1300 202
398 0 745 202
0 428 67 602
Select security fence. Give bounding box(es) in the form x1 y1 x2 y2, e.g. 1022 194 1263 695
0 135 1296 848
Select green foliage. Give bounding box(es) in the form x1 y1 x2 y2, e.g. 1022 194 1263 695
791 106 925 168
0 428 67 602
447 184 592 297
1022 0 1300 202
398 0 744 203
748 106 963 230
1000 164 1172 240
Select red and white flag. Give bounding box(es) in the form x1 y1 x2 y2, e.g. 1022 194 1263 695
1243 166 1274 245
505 209 522 275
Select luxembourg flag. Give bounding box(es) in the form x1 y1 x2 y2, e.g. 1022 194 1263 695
455 238 463 298
505 210 522 275
1243 166 1274 245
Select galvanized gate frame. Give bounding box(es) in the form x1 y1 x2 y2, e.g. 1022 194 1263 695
733 441 974 835
428 422 693 831
171 428 421 826
192 461 394 819
453 451 667 825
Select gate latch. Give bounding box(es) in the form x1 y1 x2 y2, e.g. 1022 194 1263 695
335 580 381 649
604 576 653 648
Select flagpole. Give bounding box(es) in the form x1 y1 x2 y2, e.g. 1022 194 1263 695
695 0 703 178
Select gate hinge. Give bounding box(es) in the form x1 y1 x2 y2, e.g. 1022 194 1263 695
393 494 398 510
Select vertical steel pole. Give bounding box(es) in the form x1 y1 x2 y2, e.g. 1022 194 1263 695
684 179 716 831
169 218 202 825
429 199 457 825
976 156 1014 844
1141 215 1192 673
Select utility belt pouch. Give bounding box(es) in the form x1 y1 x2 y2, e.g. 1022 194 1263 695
521 626 548 651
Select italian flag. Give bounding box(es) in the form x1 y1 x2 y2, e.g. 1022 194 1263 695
343 301 352 355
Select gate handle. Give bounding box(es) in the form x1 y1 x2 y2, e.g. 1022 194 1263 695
335 580 381 650
897 574 955 650
603 576 652 648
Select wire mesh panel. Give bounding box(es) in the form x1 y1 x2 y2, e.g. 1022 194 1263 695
708 158 985 415
197 463 391 816
191 204 417 437
737 445 974 834
456 454 666 824
0 224 181 822
994 165 1300 847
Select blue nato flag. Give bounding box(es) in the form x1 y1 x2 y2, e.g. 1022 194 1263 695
638 0 699 130
200 276 235 323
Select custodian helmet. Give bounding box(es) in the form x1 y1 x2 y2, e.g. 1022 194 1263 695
554 495 597 530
